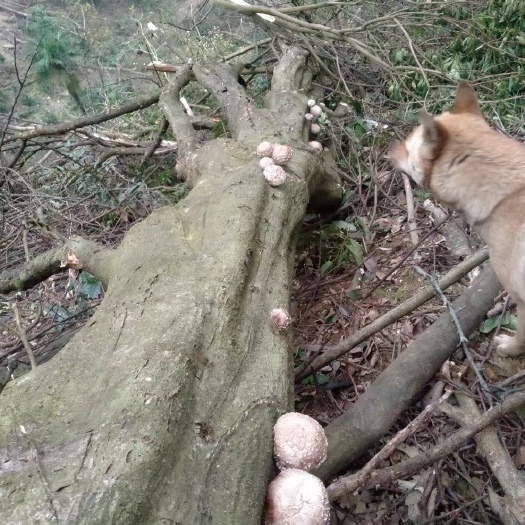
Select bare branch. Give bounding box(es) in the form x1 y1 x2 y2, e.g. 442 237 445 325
3 91 161 144
0 237 114 294
158 63 198 181
394 17 429 89
296 248 490 380
328 389 525 499
315 266 501 481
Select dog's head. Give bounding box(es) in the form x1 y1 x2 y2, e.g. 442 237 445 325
389 81 482 187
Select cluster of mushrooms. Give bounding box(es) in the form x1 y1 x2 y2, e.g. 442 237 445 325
256 142 294 186
264 412 330 525
256 98 326 188
305 99 324 152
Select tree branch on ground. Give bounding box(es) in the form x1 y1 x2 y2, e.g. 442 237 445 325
0 46 342 525
441 389 525 524
216 0 447 77
0 237 113 294
315 265 501 481
296 248 490 380
1 91 161 145
327 389 525 501
0 302 42 369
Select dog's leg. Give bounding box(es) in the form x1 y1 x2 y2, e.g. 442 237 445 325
494 302 525 357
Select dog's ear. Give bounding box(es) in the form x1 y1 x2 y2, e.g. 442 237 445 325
452 81 481 115
418 110 447 157
419 111 439 145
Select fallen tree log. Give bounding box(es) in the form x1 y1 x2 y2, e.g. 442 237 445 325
0 46 341 525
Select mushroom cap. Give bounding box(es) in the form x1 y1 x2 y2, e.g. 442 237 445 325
273 413 328 471
310 105 323 117
307 99 316 108
263 165 287 186
308 141 323 154
259 156 275 169
265 469 330 525
310 123 321 135
257 141 275 157
305 113 314 121
271 308 291 329
271 144 293 165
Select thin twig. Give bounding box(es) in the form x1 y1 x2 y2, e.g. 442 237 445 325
0 37 41 154
402 173 419 245
343 389 525 496
361 218 449 302
1 303 41 369
296 248 489 379
414 266 491 393
327 389 452 500
394 18 430 89
141 118 170 166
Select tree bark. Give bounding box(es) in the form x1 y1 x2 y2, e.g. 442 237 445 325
0 47 341 524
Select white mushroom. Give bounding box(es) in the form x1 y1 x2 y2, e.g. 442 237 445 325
257 141 274 157
271 308 291 329
271 144 293 165
310 105 322 117
263 165 287 186
273 412 328 471
259 157 275 169
310 123 321 135
305 113 314 121
264 469 330 525
307 99 316 108
308 141 323 154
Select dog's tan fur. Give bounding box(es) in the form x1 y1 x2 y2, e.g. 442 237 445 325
390 82 525 357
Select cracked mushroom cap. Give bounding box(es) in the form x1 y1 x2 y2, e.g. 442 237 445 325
271 144 293 165
308 141 323 154
273 413 328 471
271 308 291 329
263 165 287 186
264 469 330 525
257 141 275 157
259 156 275 169
310 105 323 117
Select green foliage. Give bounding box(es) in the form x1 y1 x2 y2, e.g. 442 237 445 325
77 272 103 300
413 188 433 201
42 110 60 124
301 373 329 386
212 119 228 138
20 93 38 108
317 220 363 275
27 6 86 112
446 0 525 98
388 1 525 121
295 348 329 385
479 312 517 333
88 83 136 112
0 90 9 113
45 272 103 327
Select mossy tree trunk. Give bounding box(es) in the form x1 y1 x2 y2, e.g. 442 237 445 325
0 47 341 524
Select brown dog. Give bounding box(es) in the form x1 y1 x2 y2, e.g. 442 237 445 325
390 82 525 357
